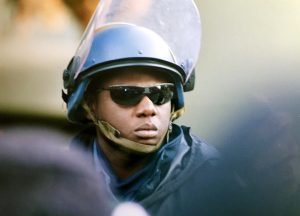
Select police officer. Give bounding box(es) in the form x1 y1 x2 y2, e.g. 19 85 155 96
62 0 235 215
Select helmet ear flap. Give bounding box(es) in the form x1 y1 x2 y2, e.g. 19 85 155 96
66 80 90 123
63 56 80 90
170 80 185 121
183 69 195 92
62 89 69 103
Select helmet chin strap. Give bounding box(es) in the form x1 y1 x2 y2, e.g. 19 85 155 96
96 120 166 154
82 102 166 154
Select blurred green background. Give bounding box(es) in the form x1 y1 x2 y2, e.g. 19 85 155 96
0 0 299 143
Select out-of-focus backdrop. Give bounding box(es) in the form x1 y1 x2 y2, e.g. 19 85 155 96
0 0 98 131
0 0 299 141
1 1 299 214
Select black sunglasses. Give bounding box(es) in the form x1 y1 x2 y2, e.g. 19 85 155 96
98 83 174 106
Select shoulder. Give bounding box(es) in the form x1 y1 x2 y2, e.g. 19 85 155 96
180 125 219 163
143 126 238 215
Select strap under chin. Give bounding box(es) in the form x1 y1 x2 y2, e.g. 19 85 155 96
82 101 166 154
96 120 164 154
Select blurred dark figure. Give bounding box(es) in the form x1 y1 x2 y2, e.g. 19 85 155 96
219 96 300 216
0 127 115 216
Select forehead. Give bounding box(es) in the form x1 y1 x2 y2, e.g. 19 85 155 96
99 67 172 86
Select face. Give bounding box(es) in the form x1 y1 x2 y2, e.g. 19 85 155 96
91 68 172 146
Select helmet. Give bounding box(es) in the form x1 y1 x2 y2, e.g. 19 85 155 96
63 0 201 124
63 23 187 123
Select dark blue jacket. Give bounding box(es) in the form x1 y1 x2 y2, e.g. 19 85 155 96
72 124 239 216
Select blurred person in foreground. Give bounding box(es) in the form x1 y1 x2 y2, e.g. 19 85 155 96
219 95 300 216
62 0 238 215
0 127 114 216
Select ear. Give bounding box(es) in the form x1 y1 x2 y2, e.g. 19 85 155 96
89 101 97 114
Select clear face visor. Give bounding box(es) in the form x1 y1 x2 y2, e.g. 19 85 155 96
74 0 201 82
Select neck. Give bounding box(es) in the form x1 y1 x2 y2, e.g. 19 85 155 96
96 130 152 179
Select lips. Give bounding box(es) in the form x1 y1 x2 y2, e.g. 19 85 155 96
134 123 158 139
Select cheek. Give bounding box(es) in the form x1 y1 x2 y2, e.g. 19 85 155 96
157 104 172 131
95 94 116 118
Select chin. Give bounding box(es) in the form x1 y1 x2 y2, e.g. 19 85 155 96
139 140 158 146
137 138 160 146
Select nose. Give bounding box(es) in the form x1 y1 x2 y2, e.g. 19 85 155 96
135 96 157 117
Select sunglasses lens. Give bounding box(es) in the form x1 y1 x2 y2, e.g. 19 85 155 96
110 86 143 106
107 84 174 106
148 85 174 105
